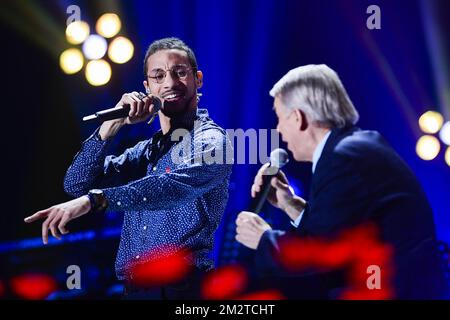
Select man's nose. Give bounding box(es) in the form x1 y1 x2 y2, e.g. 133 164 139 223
163 71 178 88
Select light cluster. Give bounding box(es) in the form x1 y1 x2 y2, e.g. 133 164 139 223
59 13 134 86
416 110 450 166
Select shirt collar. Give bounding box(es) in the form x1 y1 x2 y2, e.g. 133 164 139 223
170 108 197 129
312 130 332 173
153 108 209 143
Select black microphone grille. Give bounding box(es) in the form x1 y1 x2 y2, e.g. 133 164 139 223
153 96 163 112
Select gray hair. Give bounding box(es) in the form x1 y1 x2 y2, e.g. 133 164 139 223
269 64 359 128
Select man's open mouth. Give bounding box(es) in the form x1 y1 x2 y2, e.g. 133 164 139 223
163 92 184 102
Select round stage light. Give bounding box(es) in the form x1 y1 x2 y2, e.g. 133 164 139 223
82 34 108 60
445 147 450 167
108 36 134 64
416 135 440 161
418 110 444 134
59 48 84 74
439 121 450 146
96 13 121 38
65 21 90 45
85 59 111 86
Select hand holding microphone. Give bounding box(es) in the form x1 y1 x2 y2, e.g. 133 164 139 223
90 91 163 140
236 149 291 250
250 148 306 220
250 148 290 213
84 91 162 124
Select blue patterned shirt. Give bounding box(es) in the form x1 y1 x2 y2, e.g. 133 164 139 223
63 108 232 280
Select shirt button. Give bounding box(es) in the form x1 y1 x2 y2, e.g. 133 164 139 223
152 166 157 171
143 197 147 202
143 226 147 230
116 201 121 206
135 255 140 259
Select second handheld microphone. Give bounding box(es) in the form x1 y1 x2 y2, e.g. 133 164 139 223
249 148 289 214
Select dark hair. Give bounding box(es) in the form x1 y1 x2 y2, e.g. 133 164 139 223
143 37 198 77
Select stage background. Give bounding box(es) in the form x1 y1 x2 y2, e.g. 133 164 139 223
1 0 449 298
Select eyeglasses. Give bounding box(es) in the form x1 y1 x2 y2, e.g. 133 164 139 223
147 65 195 84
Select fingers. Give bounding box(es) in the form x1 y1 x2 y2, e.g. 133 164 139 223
122 93 136 117
251 163 270 198
25 207 61 244
277 170 289 184
237 212 269 230
121 92 162 121
142 95 152 114
24 209 50 223
255 163 270 184
41 212 56 245
41 210 69 244
238 211 257 219
130 92 145 117
236 211 251 224
235 212 257 243
270 176 290 191
236 211 258 227
235 211 271 250
29 200 80 244
123 92 144 118
50 216 62 241
50 208 75 240
251 184 257 198
58 214 70 235
144 94 163 114
251 164 291 199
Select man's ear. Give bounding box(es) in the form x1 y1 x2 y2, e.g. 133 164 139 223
294 109 309 131
195 70 203 89
143 80 150 94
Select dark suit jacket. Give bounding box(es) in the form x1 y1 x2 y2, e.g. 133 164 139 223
256 126 448 299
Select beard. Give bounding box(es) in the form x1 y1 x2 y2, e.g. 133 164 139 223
160 92 197 118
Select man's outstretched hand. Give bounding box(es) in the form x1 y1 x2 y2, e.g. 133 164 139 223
24 196 92 244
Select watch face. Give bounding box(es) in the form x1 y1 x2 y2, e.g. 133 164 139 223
90 189 103 196
89 189 107 211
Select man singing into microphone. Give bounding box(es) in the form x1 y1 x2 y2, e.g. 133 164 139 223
235 64 447 299
25 37 232 299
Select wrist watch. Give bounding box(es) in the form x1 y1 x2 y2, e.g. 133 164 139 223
87 189 109 212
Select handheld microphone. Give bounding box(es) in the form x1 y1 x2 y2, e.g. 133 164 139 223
82 96 163 122
249 148 289 214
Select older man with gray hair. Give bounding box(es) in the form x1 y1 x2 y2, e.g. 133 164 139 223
236 64 447 299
